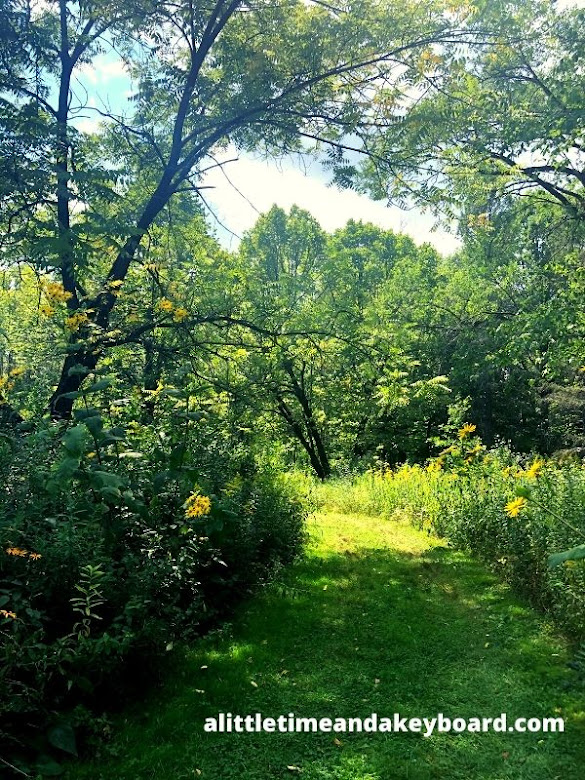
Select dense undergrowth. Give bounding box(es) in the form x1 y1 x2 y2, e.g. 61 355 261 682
0 392 307 776
309 428 585 641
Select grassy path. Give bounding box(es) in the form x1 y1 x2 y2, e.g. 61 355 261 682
67 513 585 779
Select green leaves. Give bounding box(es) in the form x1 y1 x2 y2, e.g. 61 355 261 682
47 723 78 757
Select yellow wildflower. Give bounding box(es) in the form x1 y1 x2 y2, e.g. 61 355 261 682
9 366 25 377
525 459 544 479
44 281 73 303
185 492 212 518
29 552 42 560
224 476 243 496
39 304 56 317
173 307 189 322
157 298 174 313
458 423 477 439
107 279 124 289
505 497 528 518
65 312 89 331
0 609 17 620
6 547 28 557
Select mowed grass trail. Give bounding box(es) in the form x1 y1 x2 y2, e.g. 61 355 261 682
66 513 585 779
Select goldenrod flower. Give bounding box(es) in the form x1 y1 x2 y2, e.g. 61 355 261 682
6 547 28 557
505 497 528 518
39 304 56 317
458 423 477 439
9 366 25 377
0 609 17 620
185 492 211 518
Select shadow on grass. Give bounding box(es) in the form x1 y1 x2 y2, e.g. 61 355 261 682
67 525 585 780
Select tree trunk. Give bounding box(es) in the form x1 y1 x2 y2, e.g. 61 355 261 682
276 396 330 480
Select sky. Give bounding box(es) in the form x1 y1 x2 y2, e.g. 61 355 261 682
71 0 584 256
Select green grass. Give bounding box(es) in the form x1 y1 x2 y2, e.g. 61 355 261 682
66 512 585 779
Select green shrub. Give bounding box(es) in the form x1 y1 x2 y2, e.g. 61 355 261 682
0 404 307 775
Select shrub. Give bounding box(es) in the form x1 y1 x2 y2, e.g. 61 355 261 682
0 402 307 775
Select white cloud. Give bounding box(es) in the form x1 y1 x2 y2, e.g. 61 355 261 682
201 152 461 256
73 116 101 134
78 56 129 87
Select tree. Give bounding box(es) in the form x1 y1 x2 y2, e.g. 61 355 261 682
359 0 585 222
0 0 471 420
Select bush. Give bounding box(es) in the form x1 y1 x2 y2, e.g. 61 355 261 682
0 401 307 775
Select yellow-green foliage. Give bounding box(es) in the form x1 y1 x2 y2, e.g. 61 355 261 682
311 433 585 638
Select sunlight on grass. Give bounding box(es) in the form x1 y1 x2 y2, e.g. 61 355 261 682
66 513 585 780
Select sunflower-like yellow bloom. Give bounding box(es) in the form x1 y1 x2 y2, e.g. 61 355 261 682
157 298 174 313
6 547 28 557
505 497 528 518
525 459 545 479
185 492 211 518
